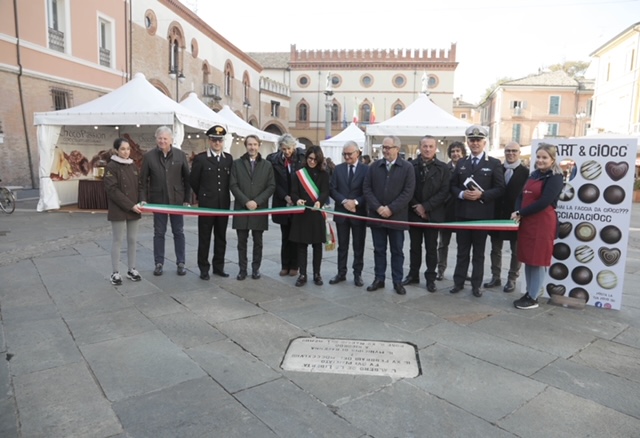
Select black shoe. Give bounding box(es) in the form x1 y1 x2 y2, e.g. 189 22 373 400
213 270 230 278
401 275 419 286
154 263 163 276
367 279 385 292
295 274 307 287
435 272 444 281
449 285 464 294
313 274 323 285
427 281 437 293
393 283 406 295
252 271 261 280
472 288 483 297
354 274 364 287
177 263 187 276
199 272 210 280
503 280 515 293
483 278 501 288
329 274 346 284
237 271 247 281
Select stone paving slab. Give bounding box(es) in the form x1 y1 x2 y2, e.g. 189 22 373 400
612 325 640 349
150 311 226 348
271 301 359 330
170 287 265 324
130 292 188 318
113 376 278 438
423 320 557 376
338 380 516 438
235 378 364 438
498 386 640 438
414 343 546 423
570 338 640 383
186 339 281 393
65 307 156 346
80 330 206 401
533 305 629 340
0 397 18 438
533 357 640 419
13 362 122 438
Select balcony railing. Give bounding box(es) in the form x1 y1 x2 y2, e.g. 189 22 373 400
99 47 111 67
48 27 65 53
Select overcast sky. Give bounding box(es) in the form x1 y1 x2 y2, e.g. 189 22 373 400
182 0 639 104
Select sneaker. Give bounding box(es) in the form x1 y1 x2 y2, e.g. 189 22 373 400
177 263 187 276
110 272 123 285
514 293 539 310
127 269 141 281
153 263 163 276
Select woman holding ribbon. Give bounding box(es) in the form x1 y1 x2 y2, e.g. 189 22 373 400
289 146 330 286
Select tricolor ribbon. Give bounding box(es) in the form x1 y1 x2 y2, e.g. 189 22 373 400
140 204 305 217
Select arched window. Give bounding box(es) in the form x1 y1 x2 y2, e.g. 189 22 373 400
298 103 308 122
224 62 233 97
242 71 250 104
331 103 339 122
361 104 371 123
393 103 404 116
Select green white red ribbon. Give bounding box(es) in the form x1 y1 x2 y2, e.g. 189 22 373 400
140 203 304 217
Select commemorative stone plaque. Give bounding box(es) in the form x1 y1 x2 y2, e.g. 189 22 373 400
281 337 420 378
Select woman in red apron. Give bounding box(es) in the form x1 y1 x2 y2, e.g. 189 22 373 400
510 143 563 309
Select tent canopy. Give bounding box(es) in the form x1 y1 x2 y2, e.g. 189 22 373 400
320 122 365 163
217 105 280 143
365 94 470 146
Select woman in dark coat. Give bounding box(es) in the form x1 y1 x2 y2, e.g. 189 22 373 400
289 146 330 286
511 143 563 309
104 138 143 285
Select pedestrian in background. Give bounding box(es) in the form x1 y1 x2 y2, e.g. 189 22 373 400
512 143 563 309
139 126 191 277
268 134 306 277
190 125 233 280
289 146 330 286
403 135 451 292
436 141 467 280
104 138 143 285
229 135 275 280
484 141 529 293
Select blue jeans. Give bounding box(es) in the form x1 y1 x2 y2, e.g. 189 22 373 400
153 213 185 266
525 264 547 299
371 227 405 283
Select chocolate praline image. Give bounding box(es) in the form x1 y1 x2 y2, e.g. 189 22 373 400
600 225 622 244
571 266 593 285
596 270 617 290
578 183 600 204
603 185 625 205
574 245 595 263
580 160 602 180
559 184 575 202
546 283 566 296
605 161 629 181
575 222 597 242
569 288 590 302
553 243 571 260
549 263 569 280
558 222 573 239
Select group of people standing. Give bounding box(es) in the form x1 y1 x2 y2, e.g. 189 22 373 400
104 123 563 310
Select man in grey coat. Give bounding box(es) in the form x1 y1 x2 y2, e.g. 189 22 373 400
139 126 191 276
230 135 276 280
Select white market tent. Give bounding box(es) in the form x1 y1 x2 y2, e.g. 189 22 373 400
33 73 214 211
365 93 471 157
320 122 366 164
216 105 279 158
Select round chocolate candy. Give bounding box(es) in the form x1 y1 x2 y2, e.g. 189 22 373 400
546 283 566 296
603 185 625 205
600 225 622 244
569 288 590 302
596 270 617 290
578 183 600 204
580 160 602 180
549 263 569 280
553 243 571 260
558 221 573 239
574 245 594 263
575 222 596 242
559 184 575 202
571 266 593 285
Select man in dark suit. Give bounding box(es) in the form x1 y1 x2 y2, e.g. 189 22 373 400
363 136 416 295
403 135 451 292
484 141 529 293
329 140 369 287
449 125 505 297
139 126 191 277
189 125 233 280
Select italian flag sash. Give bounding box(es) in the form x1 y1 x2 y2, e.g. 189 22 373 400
296 168 336 250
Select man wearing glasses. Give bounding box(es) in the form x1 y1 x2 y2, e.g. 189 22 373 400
449 125 505 297
190 125 233 280
363 136 415 295
484 141 528 293
329 141 369 287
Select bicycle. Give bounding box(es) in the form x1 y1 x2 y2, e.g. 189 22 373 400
0 179 17 214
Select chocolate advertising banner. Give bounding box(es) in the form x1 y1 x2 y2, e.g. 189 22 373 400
535 138 638 310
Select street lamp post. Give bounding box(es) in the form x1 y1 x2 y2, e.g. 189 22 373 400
324 72 333 140
169 68 186 102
